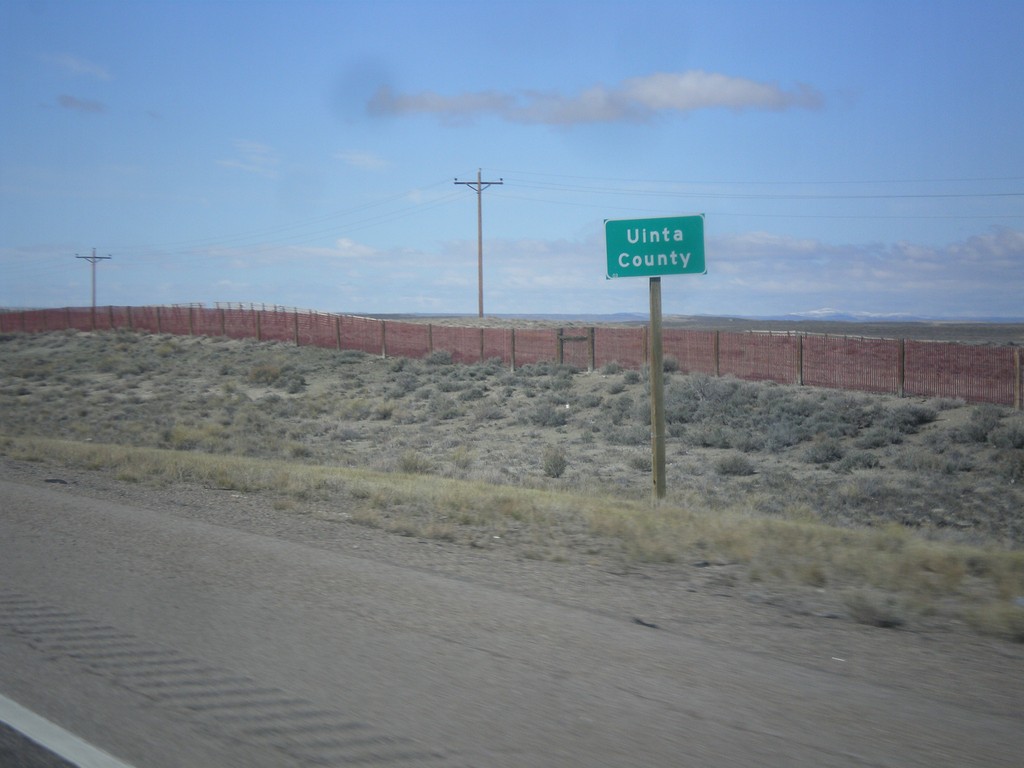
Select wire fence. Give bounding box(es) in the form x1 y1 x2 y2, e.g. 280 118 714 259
2 305 1020 409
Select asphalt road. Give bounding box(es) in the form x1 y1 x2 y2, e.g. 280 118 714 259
1 478 1021 767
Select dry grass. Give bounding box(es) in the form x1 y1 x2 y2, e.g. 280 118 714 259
2 329 1024 641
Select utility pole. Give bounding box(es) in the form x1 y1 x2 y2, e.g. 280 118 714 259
76 248 111 328
455 169 503 317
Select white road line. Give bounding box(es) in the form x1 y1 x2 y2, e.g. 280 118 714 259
0 693 137 768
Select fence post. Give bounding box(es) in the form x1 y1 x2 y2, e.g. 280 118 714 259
219 308 226 336
797 334 804 386
156 306 162 334
380 320 386 358
1015 347 1022 411
293 311 300 346
510 328 516 371
255 310 261 341
479 328 485 363
588 327 595 373
335 315 342 350
188 306 194 336
126 306 133 331
897 338 906 398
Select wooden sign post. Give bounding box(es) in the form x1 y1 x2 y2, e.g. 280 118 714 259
605 214 705 502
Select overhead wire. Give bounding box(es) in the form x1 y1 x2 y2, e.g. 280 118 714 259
485 168 1024 220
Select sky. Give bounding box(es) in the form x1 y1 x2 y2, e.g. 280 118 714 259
1 0 1023 319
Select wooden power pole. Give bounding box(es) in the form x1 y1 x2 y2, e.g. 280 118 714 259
76 248 111 328
455 169 503 317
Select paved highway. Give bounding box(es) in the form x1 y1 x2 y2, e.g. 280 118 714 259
1 478 1021 767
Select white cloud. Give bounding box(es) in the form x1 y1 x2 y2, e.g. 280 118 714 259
335 151 390 170
623 72 821 112
42 53 111 80
946 227 1024 268
700 229 1024 317
57 94 106 114
217 140 279 178
368 70 823 125
332 237 378 259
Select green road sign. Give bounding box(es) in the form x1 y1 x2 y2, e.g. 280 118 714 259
605 214 706 279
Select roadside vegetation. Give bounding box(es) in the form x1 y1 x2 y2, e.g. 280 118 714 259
1 329 1023 641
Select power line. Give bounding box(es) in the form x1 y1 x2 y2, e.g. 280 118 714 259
491 168 1024 186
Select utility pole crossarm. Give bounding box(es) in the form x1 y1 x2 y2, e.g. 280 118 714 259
76 248 112 325
454 169 503 318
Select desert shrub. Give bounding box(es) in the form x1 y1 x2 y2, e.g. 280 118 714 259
425 350 453 366
600 361 622 375
855 426 903 449
529 401 570 428
634 400 651 424
372 401 395 420
622 370 641 385
763 421 804 450
249 363 282 384
836 451 881 471
662 356 679 373
283 373 307 393
836 474 894 507
604 425 649 446
997 452 1024 483
803 437 844 465
248 363 305 392
893 447 973 474
331 426 362 442
542 445 568 478
450 445 473 470
472 401 504 421
436 372 469 392
458 385 488 401
337 398 373 420
427 394 459 421
730 431 765 453
387 371 421 397
967 602 1024 643
805 396 868 439
691 424 734 449
629 453 652 472
336 350 367 364
989 419 1024 450
715 453 755 476
952 405 1004 443
604 394 634 425
397 450 432 474
549 369 574 391
884 403 938 434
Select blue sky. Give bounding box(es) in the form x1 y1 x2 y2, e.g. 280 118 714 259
2 0 1022 319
